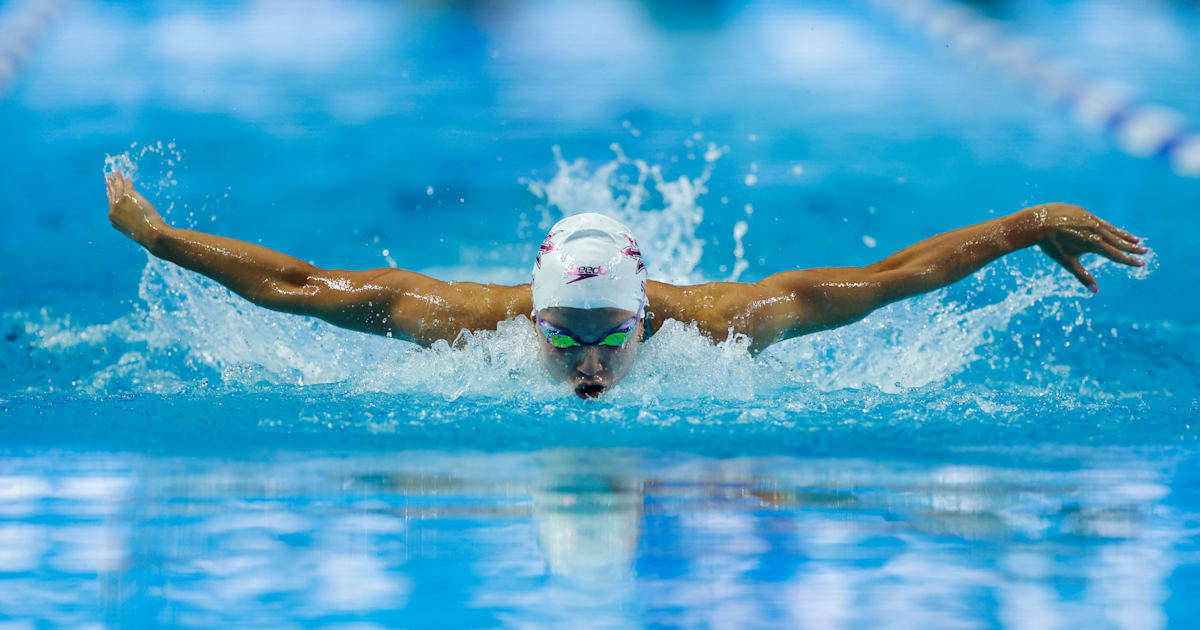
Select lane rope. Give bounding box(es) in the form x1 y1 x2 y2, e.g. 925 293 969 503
0 0 72 103
868 0 1200 178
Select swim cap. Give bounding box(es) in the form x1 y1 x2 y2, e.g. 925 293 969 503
531 213 647 316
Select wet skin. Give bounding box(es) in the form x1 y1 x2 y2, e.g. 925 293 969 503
106 173 1149 398
534 307 643 399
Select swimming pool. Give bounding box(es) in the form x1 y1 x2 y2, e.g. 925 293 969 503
2 0 1199 627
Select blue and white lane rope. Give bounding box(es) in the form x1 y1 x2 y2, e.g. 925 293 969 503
868 0 1200 178
0 0 71 103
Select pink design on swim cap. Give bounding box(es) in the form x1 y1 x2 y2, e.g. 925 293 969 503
620 235 645 274
535 231 560 269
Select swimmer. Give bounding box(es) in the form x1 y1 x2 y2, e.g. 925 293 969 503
105 173 1147 399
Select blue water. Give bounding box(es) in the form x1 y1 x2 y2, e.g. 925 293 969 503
2 0 1199 627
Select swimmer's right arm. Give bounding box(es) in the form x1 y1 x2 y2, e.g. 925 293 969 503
649 204 1146 354
105 174 531 345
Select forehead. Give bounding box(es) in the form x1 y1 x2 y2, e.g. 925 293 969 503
538 307 636 336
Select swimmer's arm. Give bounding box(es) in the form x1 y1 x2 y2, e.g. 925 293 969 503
740 204 1146 349
106 174 531 344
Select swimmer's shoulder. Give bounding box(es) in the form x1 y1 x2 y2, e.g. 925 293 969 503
491 282 533 319
646 280 758 332
646 279 797 346
647 279 772 313
384 279 532 343
442 281 532 323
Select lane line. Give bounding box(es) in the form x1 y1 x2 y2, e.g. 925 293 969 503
869 0 1200 178
0 0 72 102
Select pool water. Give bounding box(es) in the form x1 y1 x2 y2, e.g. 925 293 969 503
2 0 1199 627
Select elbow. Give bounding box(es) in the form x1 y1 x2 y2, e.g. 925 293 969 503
829 266 894 296
872 266 940 305
820 267 902 312
250 273 320 313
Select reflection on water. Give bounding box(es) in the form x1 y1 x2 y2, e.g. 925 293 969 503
0 448 1194 628
533 452 643 583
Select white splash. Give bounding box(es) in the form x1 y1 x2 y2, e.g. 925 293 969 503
767 251 1158 393
523 144 718 284
728 220 750 281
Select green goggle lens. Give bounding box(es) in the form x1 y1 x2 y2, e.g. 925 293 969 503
545 331 581 349
599 331 630 347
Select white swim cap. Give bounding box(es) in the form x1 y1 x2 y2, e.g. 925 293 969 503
531 213 647 316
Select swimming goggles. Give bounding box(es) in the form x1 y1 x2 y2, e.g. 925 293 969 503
536 314 638 349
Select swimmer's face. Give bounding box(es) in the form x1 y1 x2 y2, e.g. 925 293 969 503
534 307 643 399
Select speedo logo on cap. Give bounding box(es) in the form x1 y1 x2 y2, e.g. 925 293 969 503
563 265 607 284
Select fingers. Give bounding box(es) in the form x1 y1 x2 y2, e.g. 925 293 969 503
104 173 140 200
1095 241 1145 267
1094 216 1139 243
111 173 125 201
1040 244 1098 293
1062 255 1098 293
1099 228 1148 255
124 175 144 202
1071 226 1145 266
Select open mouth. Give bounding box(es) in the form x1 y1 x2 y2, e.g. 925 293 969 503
574 382 606 399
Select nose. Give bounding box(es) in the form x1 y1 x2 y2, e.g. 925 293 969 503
575 346 603 377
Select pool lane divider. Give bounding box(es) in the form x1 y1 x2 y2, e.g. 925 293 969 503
867 0 1200 178
0 0 72 102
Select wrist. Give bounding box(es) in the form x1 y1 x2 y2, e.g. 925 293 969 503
1006 207 1047 249
141 221 170 253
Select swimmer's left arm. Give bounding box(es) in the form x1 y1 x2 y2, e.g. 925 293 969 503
736 204 1146 351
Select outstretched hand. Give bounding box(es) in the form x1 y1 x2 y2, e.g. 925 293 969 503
105 173 166 247
1030 203 1147 293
